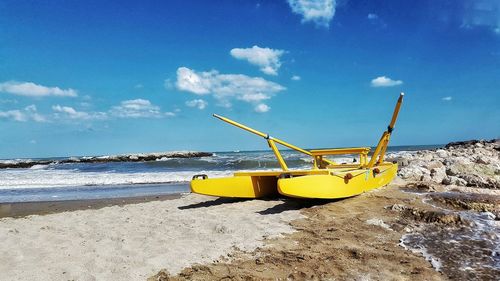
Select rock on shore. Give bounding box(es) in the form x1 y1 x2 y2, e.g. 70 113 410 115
0 151 213 169
387 139 500 189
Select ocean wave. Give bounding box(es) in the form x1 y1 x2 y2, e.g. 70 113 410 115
0 150 405 190
143 153 313 170
29 164 50 170
0 169 233 189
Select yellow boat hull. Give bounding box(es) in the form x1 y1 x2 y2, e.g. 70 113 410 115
278 164 397 199
190 175 278 198
190 164 397 199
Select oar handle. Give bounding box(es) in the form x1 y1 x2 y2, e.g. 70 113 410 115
212 114 313 157
388 92 404 132
367 92 405 167
213 114 268 138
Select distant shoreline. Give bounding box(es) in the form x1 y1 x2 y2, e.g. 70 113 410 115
0 151 212 169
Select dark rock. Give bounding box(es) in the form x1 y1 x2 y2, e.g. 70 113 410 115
445 139 498 149
460 174 499 189
0 151 213 169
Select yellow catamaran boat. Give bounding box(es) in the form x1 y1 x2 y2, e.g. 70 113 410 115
191 93 404 199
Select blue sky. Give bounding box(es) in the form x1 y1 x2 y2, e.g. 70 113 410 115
0 0 499 158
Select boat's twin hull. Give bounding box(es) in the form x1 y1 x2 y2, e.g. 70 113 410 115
190 175 278 198
190 164 398 199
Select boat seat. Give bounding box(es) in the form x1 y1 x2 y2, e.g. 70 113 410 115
310 147 371 169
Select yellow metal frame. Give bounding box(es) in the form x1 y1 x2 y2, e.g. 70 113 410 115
267 139 288 170
367 93 404 167
191 93 404 199
213 113 335 167
213 93 404 170
311 147 371 169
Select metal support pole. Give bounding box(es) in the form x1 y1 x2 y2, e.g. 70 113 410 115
267 139 288 171
367 93 404 167
213 114 334 165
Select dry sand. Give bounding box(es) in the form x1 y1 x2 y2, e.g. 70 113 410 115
151 181 447 281
148 180 499 281
0 194 304 281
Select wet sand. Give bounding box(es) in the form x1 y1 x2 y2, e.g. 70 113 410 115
0 193 182 218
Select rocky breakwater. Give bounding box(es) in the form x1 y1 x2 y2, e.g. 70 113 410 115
0 151 213 169
389 139 500 189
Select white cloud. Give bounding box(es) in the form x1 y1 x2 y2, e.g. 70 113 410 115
176 67 285 111
442 96 452 101
370 76 403 87
52 105 107 120
175 67 212 94
53 99 172 120
367 13 378 20
254 103 270 113
185 99 208 110
238 93 271 102
291 75 301 81
0 81 77 97
24 104 37 112
0 104 47 122
24 105 47 122
0 110 27 122
134 84 144 89
287 0 336 27
110 99 173 118
230 46 285 75
2 99 174 123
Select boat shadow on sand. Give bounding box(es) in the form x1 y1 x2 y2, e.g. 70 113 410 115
178 196 342 215
177 197 249 210
257 198 340 215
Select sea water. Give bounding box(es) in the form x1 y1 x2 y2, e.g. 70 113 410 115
0 146 438 203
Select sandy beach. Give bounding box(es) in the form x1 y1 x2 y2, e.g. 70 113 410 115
0 193 304 280
1 140 499 280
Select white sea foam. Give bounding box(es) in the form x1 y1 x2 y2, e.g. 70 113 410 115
399 234 443 272
0 169 233 189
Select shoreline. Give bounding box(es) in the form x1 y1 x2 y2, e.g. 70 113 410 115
0 182 190 204
0 193 183 218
